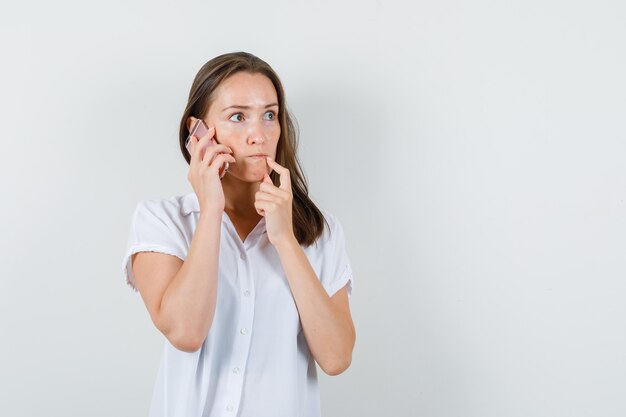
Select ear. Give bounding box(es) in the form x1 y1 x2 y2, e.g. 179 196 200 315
186 116 198 132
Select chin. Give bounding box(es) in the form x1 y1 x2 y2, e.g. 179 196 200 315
228 169 267 183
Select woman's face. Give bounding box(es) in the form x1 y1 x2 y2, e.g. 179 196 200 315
192 71 281 183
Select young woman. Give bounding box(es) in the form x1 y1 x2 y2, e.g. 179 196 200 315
122 51 355 417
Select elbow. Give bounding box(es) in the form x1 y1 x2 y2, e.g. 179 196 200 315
322 329 356 376
322 354 352 376
159 313 212 354
172 338 202 353
168 329 205 353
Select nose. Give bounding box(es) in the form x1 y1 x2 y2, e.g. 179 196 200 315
249 136 264 145
247 120 267 145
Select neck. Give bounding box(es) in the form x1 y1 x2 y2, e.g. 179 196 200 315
221 173 262 218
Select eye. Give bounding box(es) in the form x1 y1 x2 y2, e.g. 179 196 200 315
264 111 276 121
229 113 244 122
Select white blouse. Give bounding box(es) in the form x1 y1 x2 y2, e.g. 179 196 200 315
121 192 354 417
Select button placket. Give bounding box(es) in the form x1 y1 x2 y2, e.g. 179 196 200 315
222 244 256 415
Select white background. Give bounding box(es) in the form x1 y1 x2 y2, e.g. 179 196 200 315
1 0 625 416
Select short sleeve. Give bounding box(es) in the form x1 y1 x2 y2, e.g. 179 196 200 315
121 200 187 292
319 213 354 298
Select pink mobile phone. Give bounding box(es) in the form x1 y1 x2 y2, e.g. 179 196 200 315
185 119 229 179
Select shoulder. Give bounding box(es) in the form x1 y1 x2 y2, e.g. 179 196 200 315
316 208 348 246
135 193 194 216
131 193 194 229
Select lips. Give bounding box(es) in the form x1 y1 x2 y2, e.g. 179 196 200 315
249 154 268 157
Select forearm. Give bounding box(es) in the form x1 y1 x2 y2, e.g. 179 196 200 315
275 237 355 374
159 209 222 350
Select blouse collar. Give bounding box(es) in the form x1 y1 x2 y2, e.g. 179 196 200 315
180 192 267 237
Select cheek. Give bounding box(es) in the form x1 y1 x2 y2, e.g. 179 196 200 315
214 123 238 144
270 123 281 140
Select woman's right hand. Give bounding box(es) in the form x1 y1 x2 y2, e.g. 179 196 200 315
186 125 236 213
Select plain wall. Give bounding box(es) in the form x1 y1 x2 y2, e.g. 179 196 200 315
1 0 625 416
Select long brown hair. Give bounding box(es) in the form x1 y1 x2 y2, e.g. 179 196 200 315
178 51 328 247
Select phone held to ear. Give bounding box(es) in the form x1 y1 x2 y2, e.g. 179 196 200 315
185 119 229 179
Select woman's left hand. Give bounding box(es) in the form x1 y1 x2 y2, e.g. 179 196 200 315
255 157 295 246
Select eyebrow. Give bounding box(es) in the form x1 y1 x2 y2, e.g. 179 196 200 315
221 103 279 112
